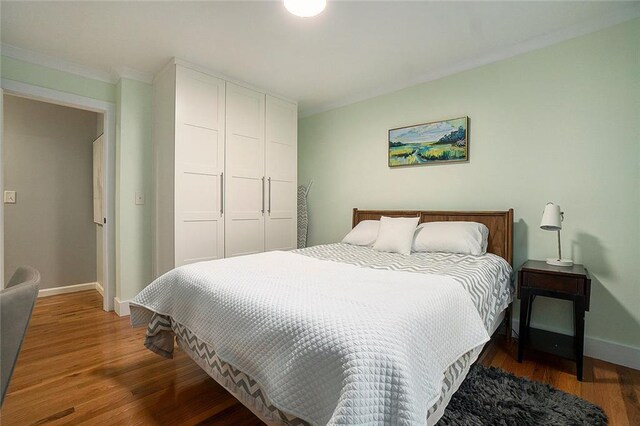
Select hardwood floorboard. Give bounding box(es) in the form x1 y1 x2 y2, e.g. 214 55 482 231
1 290 637 425
619 365 640 425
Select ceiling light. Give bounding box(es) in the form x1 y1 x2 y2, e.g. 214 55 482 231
284 0 326 18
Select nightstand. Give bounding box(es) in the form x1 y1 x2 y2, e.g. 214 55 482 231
517 260 591 381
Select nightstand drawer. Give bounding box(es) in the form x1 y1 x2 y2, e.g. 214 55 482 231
523 272 581 294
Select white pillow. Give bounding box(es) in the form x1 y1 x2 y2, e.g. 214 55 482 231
341 220 380 246
372 216 420 255
412 221 489 256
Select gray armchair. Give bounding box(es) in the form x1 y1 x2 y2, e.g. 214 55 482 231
1 266 40 405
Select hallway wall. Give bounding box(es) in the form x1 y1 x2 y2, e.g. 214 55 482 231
3 95 98 289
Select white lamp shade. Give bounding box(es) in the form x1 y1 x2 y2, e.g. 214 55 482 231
540 203 562 230
284 0 327 17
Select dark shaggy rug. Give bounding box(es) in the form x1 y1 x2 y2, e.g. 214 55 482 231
439 364 607 425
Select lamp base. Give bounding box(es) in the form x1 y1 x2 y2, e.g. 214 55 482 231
546 258 574 267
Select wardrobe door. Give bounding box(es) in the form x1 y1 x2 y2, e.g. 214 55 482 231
225 83 266 257
265 96 297 251
174 66 225 266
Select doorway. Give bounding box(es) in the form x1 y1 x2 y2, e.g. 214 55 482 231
0 82 116 311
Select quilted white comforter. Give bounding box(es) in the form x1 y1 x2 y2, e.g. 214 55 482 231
130 251 490 425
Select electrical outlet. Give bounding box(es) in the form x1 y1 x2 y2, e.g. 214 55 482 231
4 190 16 204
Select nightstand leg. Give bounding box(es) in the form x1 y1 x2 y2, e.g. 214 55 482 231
518 290 530 363
505 304 512 342
574 296 585 381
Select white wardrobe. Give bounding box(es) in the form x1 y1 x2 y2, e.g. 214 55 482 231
153 61 297 277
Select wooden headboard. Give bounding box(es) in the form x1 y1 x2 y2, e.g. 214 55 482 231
352 208 514 265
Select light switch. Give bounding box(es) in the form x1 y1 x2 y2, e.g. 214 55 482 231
135 191 145 205
4 190 16 204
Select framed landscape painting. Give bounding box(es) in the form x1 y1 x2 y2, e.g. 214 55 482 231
388 116 468 167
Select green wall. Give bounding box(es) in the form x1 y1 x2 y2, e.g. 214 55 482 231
1 56 153 303
1 56 116 103
299 19 640 349
115 79 153 301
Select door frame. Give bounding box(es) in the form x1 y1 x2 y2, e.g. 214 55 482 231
1 79 116 311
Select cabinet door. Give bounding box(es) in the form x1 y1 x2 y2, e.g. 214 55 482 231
225 83 266 257
265 96 297 251
174 66 225 266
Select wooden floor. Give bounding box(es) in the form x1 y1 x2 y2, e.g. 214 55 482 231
1 291 638 425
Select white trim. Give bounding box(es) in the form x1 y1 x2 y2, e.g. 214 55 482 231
1 44 115 84
1 78 111 113
111 66 154 85
1 78 117 313
0 88 4 288
38 282 99 298
95 281 104 297
103 98 117 313
1 44 154 85
584 337 640 372
299 3 640 118
512 319 640 371
114 297 130 317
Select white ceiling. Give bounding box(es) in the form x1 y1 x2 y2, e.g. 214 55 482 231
2 1 638 116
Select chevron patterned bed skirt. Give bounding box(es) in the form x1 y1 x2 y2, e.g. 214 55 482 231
142 312 493 426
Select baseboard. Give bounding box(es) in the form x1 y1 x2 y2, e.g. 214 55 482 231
38 282 99 298
512 319 640 371
114 297 130 317
95 282 104 297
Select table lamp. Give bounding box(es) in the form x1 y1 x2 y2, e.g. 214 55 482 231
540 202 573 267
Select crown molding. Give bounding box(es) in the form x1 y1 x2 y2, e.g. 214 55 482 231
299 3 640 118
1 43 116 84
111 66 154 85
0 43 154 86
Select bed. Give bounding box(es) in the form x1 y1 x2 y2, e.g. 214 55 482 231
131 208 514 425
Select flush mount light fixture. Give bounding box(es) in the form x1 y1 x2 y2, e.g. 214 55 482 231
284 0 326 17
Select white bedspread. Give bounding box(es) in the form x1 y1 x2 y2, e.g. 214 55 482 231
130 251 490 425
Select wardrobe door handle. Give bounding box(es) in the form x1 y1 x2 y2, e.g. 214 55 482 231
268 177 272 214
220 172 224 215
261 176 265 214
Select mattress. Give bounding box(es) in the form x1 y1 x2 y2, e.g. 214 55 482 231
133 243 513 425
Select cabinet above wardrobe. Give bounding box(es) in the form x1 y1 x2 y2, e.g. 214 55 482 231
153 60 297 277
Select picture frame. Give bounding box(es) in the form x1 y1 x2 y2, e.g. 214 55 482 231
388 116 468 167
